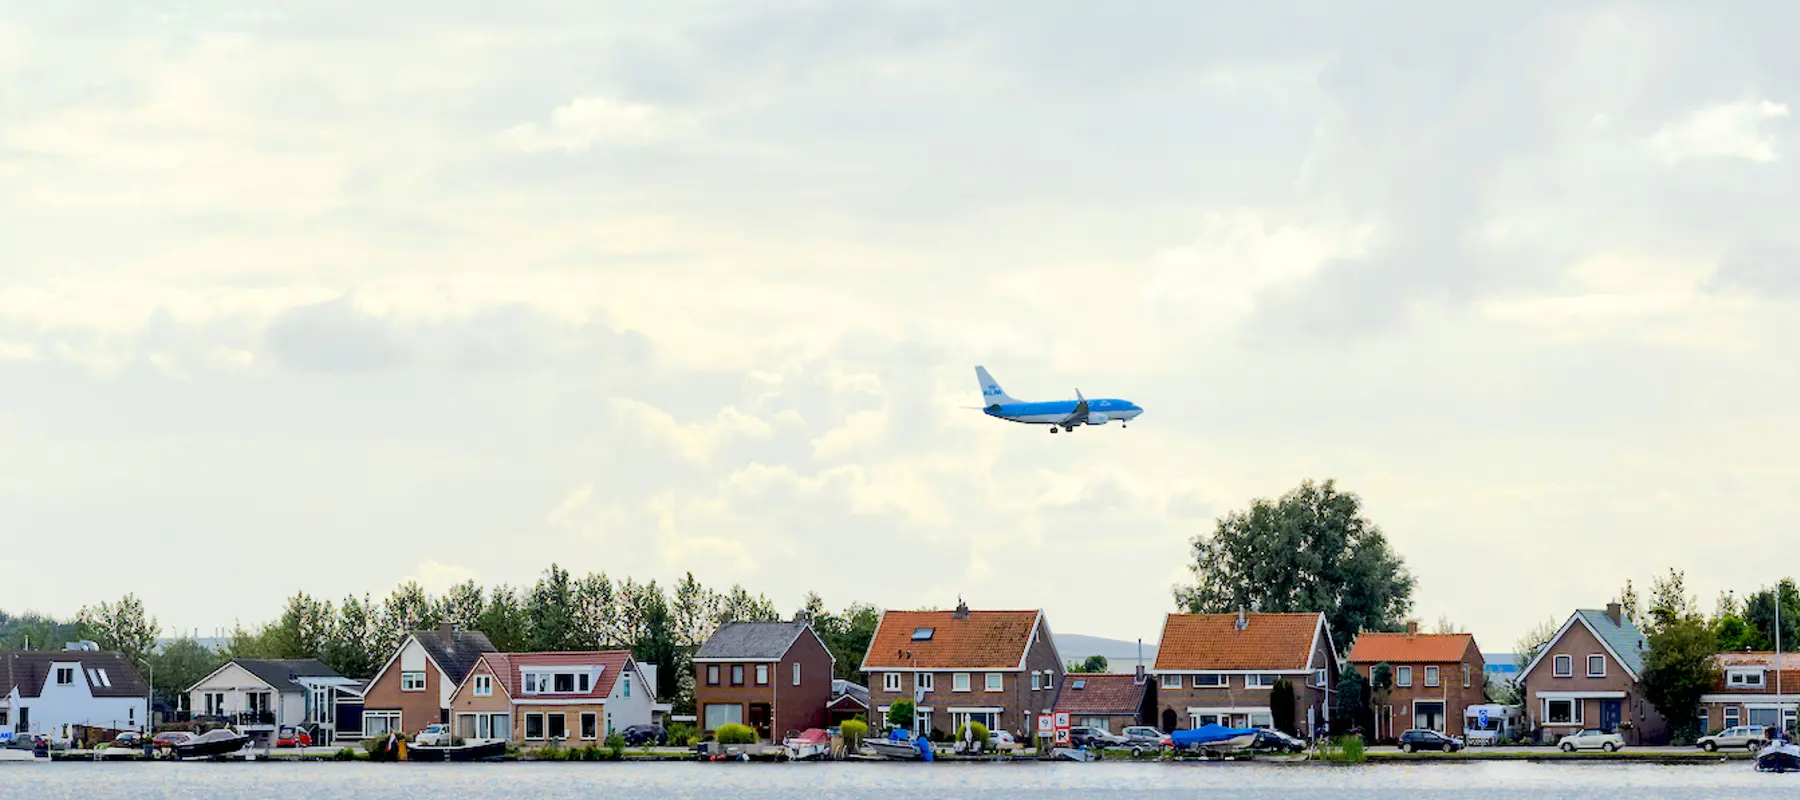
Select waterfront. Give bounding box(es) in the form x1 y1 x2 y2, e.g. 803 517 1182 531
2 760 1796 799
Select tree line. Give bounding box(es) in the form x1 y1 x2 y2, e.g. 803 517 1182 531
15 566 881 717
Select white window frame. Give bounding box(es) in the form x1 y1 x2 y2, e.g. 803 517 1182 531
1160 674 1181 689
1315 668 1329 688
756 664 769 686
1587 655 1606 678
986 673 1004 692
401 671 427 692
917 672 935 691
884 673 902 692
547 712 567 741
1043 670 1054 690
55 668 74 686
1031 671 1041 691
363 711 401 738
707 665 720 686
1424 666 1439 687
1728 670 1766 688
580 712 598 740
1195 674 1226 688
1463 664 1471 688
793 662 801 686
525 712 546 740
953 673 971 692
1552 655 1572 678
1543 698 1584 725
1395 667 1412 688
1725 707 1741 728
474 674 493 697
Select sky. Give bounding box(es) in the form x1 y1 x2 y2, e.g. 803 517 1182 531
3 0 1798 653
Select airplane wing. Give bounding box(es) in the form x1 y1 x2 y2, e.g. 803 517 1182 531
1060 390 1089 427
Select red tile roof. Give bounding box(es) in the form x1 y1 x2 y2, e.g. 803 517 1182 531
1053 674 1148 715
475 651 636 700
862 610 1042 670
1348 633 1476 664
1152 613 1322 671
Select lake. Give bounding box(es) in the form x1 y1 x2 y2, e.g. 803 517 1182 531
0 760 1788 798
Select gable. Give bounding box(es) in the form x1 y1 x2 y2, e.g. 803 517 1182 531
1519 612 1640 683
188 662 278 694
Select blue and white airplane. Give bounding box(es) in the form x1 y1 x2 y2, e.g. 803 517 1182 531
973 366 1143 434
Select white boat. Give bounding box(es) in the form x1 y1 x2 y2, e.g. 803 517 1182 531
1758 738 1800 772
0 743 48 763
783 728 831 761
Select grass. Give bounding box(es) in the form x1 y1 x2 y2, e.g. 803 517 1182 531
1317 736 1366 763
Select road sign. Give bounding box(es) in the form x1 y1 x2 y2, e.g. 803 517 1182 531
1478 708 1489 727
1054 728 1070 745
1037 714 1053 736
1054 712 1070 729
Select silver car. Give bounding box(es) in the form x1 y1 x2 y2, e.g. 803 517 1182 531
1696 725 1770 752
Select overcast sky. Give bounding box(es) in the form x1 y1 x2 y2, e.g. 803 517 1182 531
3 1 1796 653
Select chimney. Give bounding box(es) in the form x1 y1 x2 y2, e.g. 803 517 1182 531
953 598 969 620
1235 606 1248 631
439 621 455 643
1606 602 1622 626
1405 620 1418 637
1134 664 1146 685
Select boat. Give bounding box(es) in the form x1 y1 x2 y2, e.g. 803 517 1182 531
1165 724 1260 755
1758 732 1800 773
783 728 831 761
172 728 252 760
0 738 49 764
1049 746 1096 761
405 739 507 762
864 729 933 761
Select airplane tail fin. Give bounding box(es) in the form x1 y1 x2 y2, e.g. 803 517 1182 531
974 366 1019 406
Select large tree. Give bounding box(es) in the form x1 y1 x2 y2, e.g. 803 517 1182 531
1173 479 1414 652
1642 571 1721 744
1743 579 1800 652
323 593 382 677
149 637 226 706
1333 665 1366 735
75 593 160 668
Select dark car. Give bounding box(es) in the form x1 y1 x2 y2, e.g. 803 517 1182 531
622 724 667 746
1252 728 1306 753
1398 729 1461 753
1069 726 1126 749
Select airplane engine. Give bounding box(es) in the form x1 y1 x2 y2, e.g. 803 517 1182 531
1086 413 1109 425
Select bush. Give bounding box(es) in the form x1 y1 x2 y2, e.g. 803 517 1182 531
1318 735 1366 764
330 747 359 761
667 723 695 747
954 722 989 753
606 732 626 760
887 700 915 731
841 719 868 750
716 724 757 745
927 727 949 744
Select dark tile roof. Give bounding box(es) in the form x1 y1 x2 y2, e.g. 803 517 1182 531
0 651 148 698
828 679 870 709
231 659 340 692
415 628 496 684
696 621 811 660
1053 673 1148 715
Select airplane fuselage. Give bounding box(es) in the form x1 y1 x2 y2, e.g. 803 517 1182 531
984 398 1143 426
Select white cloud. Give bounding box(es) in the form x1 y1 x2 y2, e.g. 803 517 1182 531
502 96 678 152
1647 98 1792 163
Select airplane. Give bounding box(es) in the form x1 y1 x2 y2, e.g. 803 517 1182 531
971 366 1143 434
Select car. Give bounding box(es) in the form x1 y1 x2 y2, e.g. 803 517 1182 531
1696 725 1771 752
1398 729 1462 753
413 723 450 746
1252 728 1307 753
1558 729 1625 752
110 732 145 748
1069 726 1126 749
987 730 1019 750
275 726 313 748
621 724 667 746
151 731 195 749
1120 726 1164 756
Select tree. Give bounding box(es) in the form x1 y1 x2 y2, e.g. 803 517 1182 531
0 611 81 651
438 581 486 628
75 593 160 668
150 637 225 707
477 585 529 653
1514 617 1560 674
1646 568 1697 636
380 581 438 654
1432 615 1464 634
1642 608 1722 744
1173 479 1415 653
1617 580 1642 626
1743 579 1800 653
1269 678 1297 735
1067 655 1109 674
526 564 578 651
630 581 680 700
718 584 780 625
1368 663 1393 739
1333 665 1365 735
887 699 915 731
265 592 334 660
324 594 381 678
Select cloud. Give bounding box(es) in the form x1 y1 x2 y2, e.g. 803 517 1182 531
263 295 406 373
1648 98 1791 163
502 96 680 152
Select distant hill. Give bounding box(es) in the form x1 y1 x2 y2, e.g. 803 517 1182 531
1054 633 1158 670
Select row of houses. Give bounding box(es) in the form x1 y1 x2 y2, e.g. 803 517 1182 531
7 600 1796 747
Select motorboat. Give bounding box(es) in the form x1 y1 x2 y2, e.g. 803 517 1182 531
783 728 831 761
864 729 933 761
1757 736 1800 772
1165 724 1260 754
1049 746 1096 761
406 738 507 762
172 728 252 760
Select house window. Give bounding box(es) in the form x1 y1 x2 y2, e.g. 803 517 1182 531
1544 699 1583 725
704 704 743 730
1043 670 1054 690
1249 712 1273 728
1698 707 1709 732
474 675 493 697
954 673 971 692
986 673 1004 692
756 665 769 685
525 713 545 740
1587 655 1606 678
554 673 576 693
363 711 400 738
581 712 598 740
525 674 538 693
793 663 801 686
401 672 427 692
732 666 745 686
1463 664 1471 688
708 665 720 686
1031 672 1041 691
1725 707 1741 728
1315 669 1329 687
1395 667 1412 688
1161 674 1181 689
1552 655 1572 677
1195 674 1226 688
547 713 567 740
884 673 902 692
1728 671 1766 688
623 676 631 697
55 668 74 686
917 673 935 691
1424 666 1439 687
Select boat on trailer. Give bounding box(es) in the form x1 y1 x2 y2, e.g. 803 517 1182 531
783 728 832 761
406 739 507 762
1164 724 1260 756
864 729 933 761
172 728 252 760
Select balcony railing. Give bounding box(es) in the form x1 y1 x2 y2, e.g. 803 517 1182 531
196 712 277 727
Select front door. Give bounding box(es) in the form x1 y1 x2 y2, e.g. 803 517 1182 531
749 703 772 741
1601 701 1622 734
1161 708 1177 732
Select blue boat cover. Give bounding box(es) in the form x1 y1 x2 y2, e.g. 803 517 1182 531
1169 724 1260 747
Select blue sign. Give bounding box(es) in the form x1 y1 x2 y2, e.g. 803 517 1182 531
1478 709 1489 727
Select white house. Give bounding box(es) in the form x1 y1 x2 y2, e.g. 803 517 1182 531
186 658 361 745
1 649 149 742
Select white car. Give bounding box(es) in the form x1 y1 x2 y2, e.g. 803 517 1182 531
1558 729 1624 752
1696 726 1770 752
987 730 1018 750
413 724 450 746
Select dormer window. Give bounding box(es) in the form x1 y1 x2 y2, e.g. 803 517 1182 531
1728 670 1766 688
524 667 599 695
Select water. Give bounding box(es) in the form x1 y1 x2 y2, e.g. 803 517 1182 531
0 760 1789 798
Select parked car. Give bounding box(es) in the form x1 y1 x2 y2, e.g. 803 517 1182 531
1696 725 1770 752
1252 728 1307 753
1557 729 1624 752
622 724 667 746
151 731 195 750
1069 726 1126 749
109 732 144 748
1398 729 1462 753
1120 726 1164 756
413 723 450 746
987 730 1019 750
275 727 313 748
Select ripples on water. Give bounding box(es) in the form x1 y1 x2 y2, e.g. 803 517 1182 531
0 760 1790 799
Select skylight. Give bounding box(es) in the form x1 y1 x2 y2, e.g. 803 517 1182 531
911 628 934 641
1072 680 1086 689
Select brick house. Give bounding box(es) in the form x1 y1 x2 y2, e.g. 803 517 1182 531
446 650 653 746
1348 621 1485 739
1697 651 1799 735
693 620 835 742
1052 672 1156 734
860 601 1064 740
1150 610 1337 734
1518 603 1668 745
361 624 495 737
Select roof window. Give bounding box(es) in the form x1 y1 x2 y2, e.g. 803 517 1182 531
911 628 935 641
1072 680 1086 690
